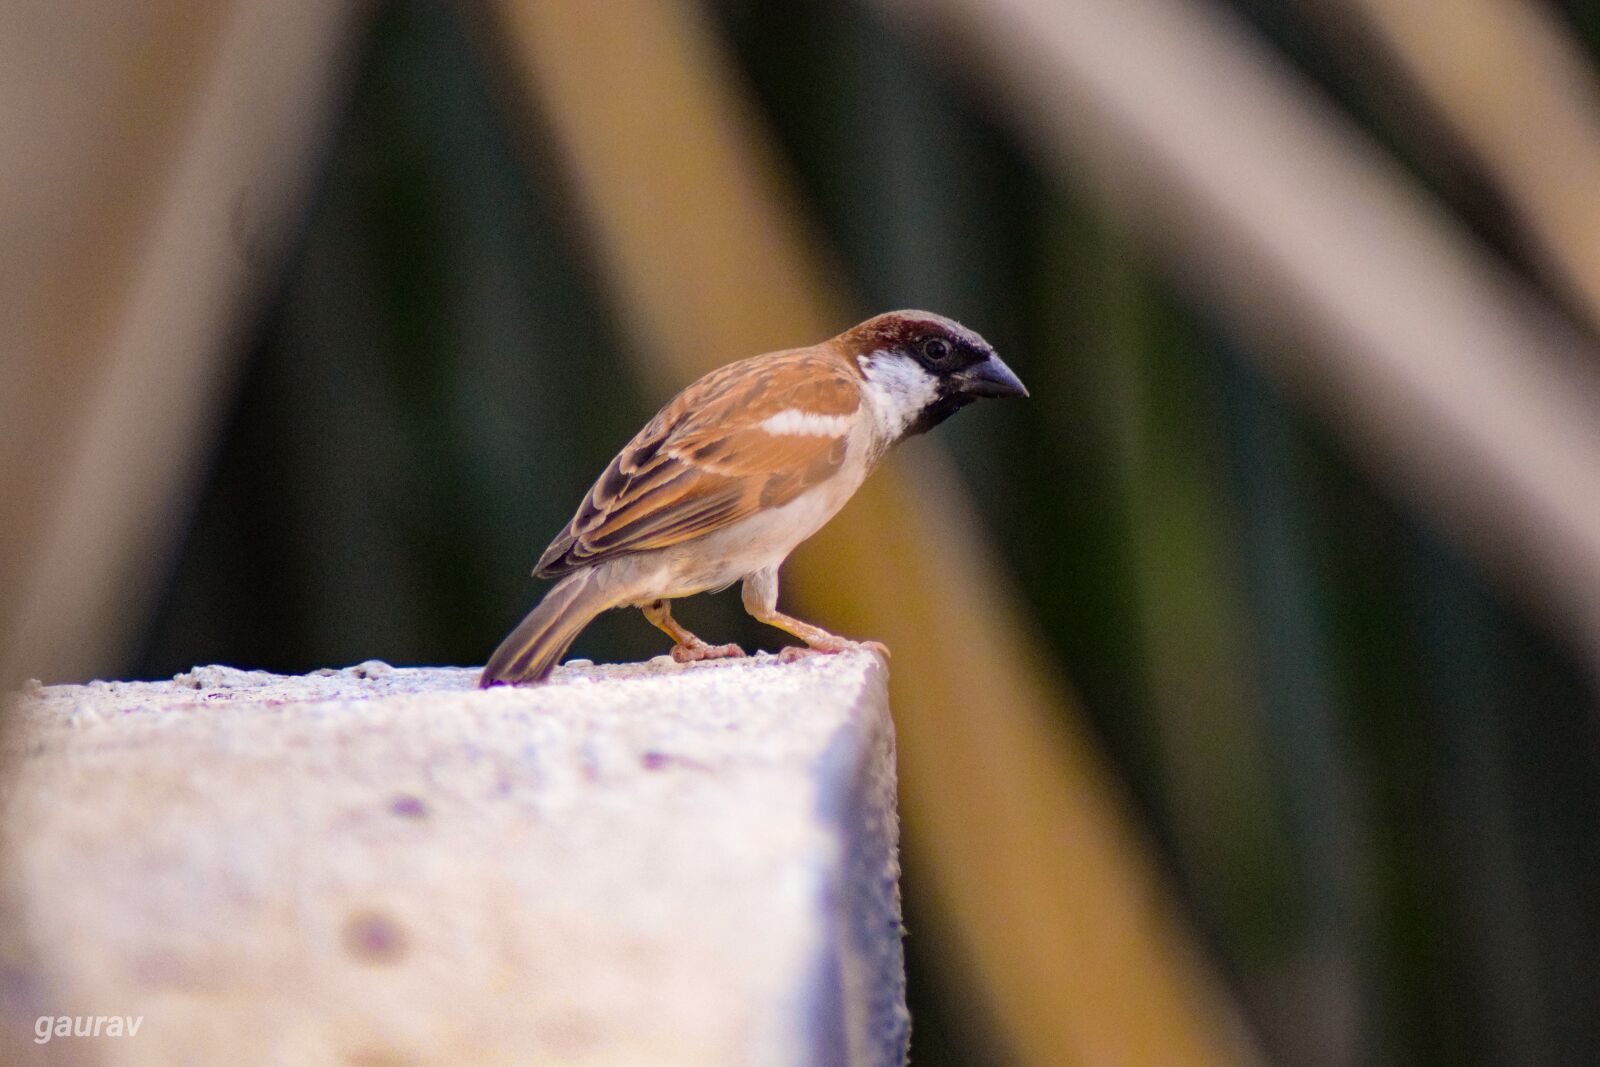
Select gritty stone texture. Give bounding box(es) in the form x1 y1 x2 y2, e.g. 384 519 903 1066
0 652 908 1066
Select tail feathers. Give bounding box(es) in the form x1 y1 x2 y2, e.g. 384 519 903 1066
479 571 612 687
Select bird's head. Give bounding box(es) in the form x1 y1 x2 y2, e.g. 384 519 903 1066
838 310 1027 440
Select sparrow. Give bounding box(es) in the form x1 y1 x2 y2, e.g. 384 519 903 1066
479 310 1027 686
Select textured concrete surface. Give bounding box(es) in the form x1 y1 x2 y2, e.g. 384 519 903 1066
0 651 908 1066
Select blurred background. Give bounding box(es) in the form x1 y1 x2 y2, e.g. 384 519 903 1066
5 0 1600 1063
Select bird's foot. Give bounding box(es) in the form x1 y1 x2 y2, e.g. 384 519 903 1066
670 641 747 664
777 638 890 663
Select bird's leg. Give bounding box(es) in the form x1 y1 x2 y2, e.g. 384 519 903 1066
740 568 889 662
641 599 746 663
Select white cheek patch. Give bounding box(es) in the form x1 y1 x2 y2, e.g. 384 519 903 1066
858 351 939 440
758 409 853 437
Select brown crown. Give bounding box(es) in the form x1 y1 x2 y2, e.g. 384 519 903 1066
833 309 990 359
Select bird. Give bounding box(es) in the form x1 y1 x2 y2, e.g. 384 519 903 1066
479 310 1027 687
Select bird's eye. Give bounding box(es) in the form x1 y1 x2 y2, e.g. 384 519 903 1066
922 337 952 364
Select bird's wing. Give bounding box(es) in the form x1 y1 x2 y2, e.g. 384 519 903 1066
534 349 861 578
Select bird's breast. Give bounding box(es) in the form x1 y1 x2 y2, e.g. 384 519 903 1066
644 430 872 597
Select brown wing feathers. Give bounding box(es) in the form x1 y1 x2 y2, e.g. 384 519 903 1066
534 349 859 578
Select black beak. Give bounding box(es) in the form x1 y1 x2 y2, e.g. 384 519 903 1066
959 353 1029 398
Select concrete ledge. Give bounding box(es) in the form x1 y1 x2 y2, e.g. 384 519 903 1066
1 652 908 1066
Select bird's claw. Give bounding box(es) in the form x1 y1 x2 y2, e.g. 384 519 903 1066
777 639 890 663
671 642 746 664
